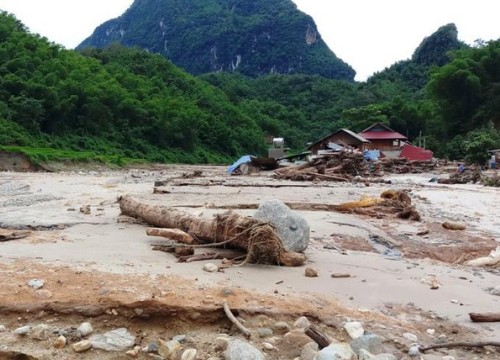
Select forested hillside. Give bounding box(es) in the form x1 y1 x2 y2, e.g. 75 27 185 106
77 0 355 80
1 11 499 165
0 11 272 163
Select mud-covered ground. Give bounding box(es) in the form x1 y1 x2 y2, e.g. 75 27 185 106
0 164 499 359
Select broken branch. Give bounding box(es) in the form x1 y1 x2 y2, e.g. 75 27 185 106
419 341 500 353
222 300 251 338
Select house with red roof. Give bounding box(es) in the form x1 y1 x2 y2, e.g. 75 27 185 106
358 122 407 151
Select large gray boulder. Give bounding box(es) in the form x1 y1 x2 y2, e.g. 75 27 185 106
254 199 309 252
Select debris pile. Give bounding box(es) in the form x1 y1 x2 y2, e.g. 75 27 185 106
438 166 483 184
335 190 421 221
273 152 437 182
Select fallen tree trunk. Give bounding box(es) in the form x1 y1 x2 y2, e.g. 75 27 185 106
119 195 305 266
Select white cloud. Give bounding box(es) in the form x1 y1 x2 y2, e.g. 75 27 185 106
0 0 499 80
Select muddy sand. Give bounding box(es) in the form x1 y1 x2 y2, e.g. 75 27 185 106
0 164 499 359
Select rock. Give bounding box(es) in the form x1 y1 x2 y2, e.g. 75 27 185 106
173 334 187 343
224 339 265 360
27 279 44 289
487 285 500 296
350 334 384 355
126 346 141 357
90 328 135 351
13 325 31 335
343 321 364 339
203 263 219 272
408 345 420 356
145 342 159 353
30 324 49 340
254 199 310 252
262 342 274 350
273 321 291 332
300 342 319 360
257 328 274 338
134 308 144 316
77 322 93 337
294 316 311 329
158 339 181 358
403 332 418 342
358 349 397 360
73 339 92 352
215 336 230 351
0 325 6 332
34 289 52 299
53 335 67 349
281 330 314 357
304 268 318 277
317 343 356 360
181 348 198 360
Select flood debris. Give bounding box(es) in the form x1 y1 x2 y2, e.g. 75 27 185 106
118 195 306 266
442 221 467 230
335 190 421 221
0 230 30 242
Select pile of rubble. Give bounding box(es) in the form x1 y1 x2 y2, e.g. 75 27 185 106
273 152 437 182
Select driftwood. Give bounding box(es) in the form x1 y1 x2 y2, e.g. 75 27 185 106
419 341 500 353
442 222 466 231
469 312 500 322
119 195 305 266
0 231 30 242
222 300 251 338
305 325 332 349
465 246 500 267
146 227 195 243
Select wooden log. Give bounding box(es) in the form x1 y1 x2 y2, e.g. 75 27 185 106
305 325 332 349
469 312 500 322
146 228 195 244
119 195 305 267
419 340 500 353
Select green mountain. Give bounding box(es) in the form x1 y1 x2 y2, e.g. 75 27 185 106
77 0 355 80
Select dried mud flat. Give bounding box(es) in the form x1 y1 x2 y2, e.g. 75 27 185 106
0 164 499 360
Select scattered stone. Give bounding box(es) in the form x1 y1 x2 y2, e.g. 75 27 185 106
144 342 159 353
173 334 187 343
203 263 219 272
53 335 66 349
126 345 141 357
215 336 230 351
77 322 93 337
30 324 49 340
0 325 6 332
13 326 31 335
344 321 364 339
293 316 311 329
300 342 319 360
350 334 383 355
402 332 418 342
442 356 455 360
80 205 91 214
426 328 435 335
358 349 397 360
262 342 274 350
257 328 273 338
73 339 92 353
273 321 290 332
305 268 318 277
90 328 135 351
408 344 420 356
27 279 44 289
254 199 310 252
281 330 314 357
181 348 198 360
486 285 500 296
317 343 356 360
224 339 265 360
158 339 181 358
134 308 144 316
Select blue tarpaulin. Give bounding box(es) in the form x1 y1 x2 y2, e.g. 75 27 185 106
227 155 254 174
363 150 380 161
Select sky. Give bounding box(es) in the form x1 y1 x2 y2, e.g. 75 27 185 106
0 0 499 81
